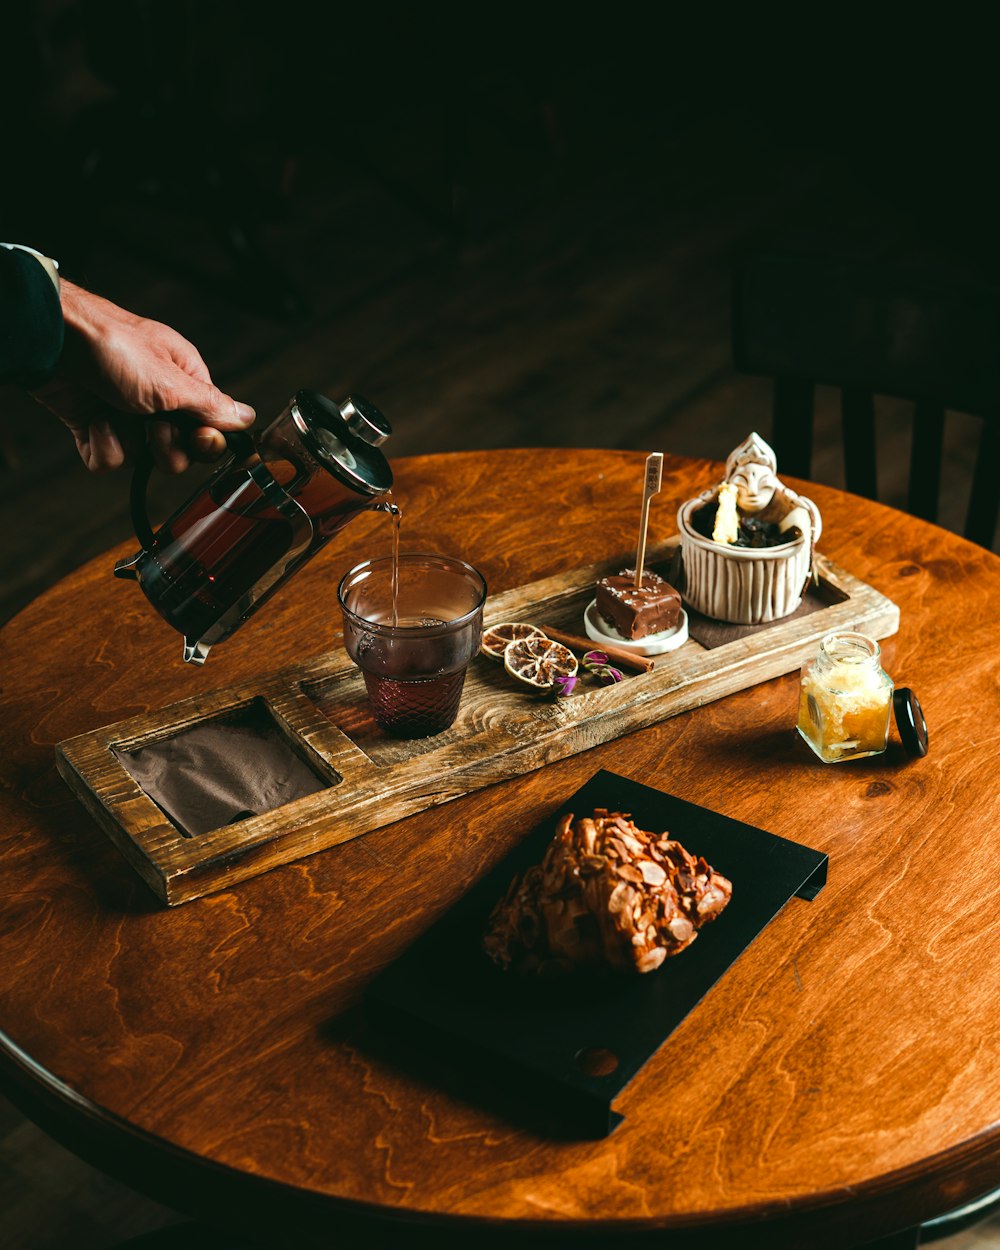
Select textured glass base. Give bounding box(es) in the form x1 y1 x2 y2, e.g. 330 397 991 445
364 670 467 738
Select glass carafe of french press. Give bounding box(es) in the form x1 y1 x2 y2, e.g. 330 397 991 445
114 390 393 664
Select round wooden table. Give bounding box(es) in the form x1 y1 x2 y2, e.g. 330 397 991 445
2 450 998 1250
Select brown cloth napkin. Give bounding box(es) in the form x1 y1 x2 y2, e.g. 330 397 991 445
117 704 328 837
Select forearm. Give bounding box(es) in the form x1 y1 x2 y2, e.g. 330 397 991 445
60 278 144 340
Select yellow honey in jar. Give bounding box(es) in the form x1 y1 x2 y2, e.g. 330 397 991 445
797 632 893 763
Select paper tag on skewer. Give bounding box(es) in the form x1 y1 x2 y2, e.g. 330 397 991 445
645 454 663 496
634 452 664 589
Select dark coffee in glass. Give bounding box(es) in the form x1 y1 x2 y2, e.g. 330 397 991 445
338 553 487 738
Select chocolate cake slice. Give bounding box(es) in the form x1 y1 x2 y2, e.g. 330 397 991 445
595 568 681 640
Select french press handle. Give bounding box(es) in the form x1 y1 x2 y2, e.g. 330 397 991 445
126 430 257 553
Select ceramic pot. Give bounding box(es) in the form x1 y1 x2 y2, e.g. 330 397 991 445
677 491 811 624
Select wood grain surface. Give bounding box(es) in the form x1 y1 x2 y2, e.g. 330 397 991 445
1 449 999 1249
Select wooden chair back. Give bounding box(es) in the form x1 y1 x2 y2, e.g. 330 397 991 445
732 243 1000 548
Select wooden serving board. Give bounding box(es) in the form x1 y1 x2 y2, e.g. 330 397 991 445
55 542 898 906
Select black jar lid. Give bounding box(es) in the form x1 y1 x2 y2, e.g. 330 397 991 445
893 688 928 758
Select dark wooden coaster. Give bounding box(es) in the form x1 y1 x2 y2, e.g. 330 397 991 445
684 579 850 649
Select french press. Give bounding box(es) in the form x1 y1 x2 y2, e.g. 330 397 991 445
114 390 394 664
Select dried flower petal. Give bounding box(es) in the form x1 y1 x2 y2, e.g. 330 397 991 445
551 674 577 698
581 650 624 685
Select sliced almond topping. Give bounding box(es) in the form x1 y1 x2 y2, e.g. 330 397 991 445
637 947 667 973
639 859 667 887
483 809 732 976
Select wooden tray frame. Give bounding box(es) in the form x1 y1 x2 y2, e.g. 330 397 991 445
55 542 898 906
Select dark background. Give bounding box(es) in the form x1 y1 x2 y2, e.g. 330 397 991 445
1 2 997 623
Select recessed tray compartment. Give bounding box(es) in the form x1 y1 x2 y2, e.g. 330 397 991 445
115 698 331 837
55 541 892 905
366 769 829 1139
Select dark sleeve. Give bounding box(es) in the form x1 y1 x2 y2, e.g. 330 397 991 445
0 246 64 387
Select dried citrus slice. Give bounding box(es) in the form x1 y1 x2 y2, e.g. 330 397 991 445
481 621 547 661
503 637 578 690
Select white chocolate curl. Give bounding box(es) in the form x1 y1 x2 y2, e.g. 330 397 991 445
712 482 740 545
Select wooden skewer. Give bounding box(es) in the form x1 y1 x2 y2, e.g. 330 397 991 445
634 452 664 589
541 626 655 674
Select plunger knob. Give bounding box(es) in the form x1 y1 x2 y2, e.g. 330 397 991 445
340 395 391 446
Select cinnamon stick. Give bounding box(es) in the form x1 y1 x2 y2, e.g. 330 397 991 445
541 626 655 674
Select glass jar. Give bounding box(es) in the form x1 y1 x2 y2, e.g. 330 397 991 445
797 632 893 763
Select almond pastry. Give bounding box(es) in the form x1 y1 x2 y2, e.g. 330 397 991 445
483 808 732 975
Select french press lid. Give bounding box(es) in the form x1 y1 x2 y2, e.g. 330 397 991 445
289 390 393 497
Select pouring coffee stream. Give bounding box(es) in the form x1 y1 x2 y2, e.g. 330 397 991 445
389 500 401 629
114 390 395 664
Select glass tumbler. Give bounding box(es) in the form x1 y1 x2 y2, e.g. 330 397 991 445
337 553 487 738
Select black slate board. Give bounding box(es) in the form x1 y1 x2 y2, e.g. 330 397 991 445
365 770 828 1138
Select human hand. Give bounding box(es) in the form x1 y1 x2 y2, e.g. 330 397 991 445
32 280 256 472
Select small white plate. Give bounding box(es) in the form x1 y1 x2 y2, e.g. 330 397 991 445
583 600 689 656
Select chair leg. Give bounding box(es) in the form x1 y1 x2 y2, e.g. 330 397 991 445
966 417 1000 549
772 377 815 480
841 389 878 500
908 404 945 524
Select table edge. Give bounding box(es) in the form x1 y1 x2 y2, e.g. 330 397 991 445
3 1027 999 1248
